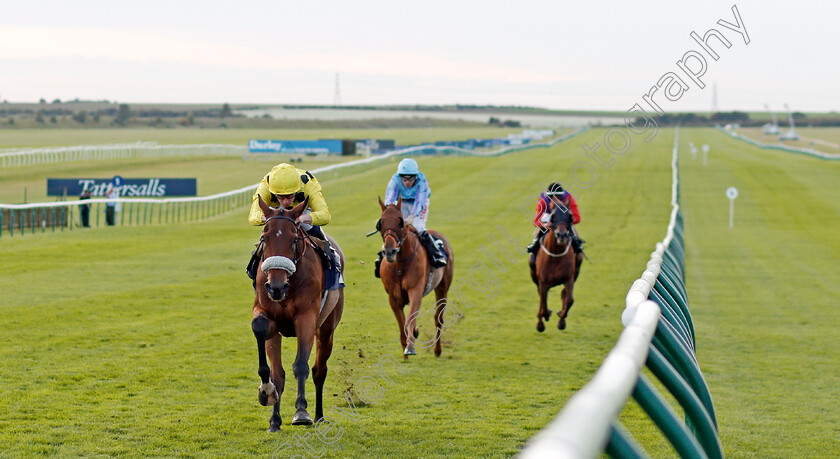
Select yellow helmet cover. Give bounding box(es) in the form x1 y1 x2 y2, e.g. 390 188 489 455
267 164 302 195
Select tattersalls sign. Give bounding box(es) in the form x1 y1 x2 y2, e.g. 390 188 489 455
47 178 197 197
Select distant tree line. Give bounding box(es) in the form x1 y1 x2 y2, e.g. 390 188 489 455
652 111 840 127
488 117 522 128
0 102 242 128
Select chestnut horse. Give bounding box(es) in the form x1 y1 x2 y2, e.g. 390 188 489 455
376 197 454 358
529 203 583 332
251 196 344 432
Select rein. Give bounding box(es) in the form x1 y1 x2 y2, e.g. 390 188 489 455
540 238 571 257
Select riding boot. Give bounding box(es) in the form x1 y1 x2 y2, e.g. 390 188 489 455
374 252 383 278
525 238 539 255
247 240 264 281
322 238 334 271
572 237 582 254
526 231 545 255
421 231 447 268
306 226 333 270
247 239 264 291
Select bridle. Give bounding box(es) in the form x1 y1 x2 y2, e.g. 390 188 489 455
382 226 408 250
541 208 573 258
375 212 408 251
261 214 308 273
377 217 418 276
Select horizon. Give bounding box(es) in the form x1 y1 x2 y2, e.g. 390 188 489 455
4 100 836 113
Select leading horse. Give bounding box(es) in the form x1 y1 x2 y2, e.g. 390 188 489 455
529 204 583 332
376 197 454 358
251 196 344 432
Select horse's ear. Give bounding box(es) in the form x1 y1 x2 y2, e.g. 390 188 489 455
378 196 386 211
289 196 309 219
258 195 271 216
396 195 402 210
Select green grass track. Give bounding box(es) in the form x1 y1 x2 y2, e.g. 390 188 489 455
3 127 836 457
0 127 676 457
680 128 840 457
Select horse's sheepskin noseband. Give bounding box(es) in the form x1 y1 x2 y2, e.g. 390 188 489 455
261 256 296 275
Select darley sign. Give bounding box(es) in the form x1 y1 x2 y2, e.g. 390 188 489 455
47 178 197 197
249 139 343 154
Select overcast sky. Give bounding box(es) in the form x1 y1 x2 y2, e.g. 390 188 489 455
1 0 837 111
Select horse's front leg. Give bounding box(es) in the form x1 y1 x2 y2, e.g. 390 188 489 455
403 287 424 356
537 280 553 333
252 312 279 407
432 295 447 357
291 312 317 425
558 281 575 330
266 334 285 432
536 281 551 333
387 294 409 357
312 316 337 422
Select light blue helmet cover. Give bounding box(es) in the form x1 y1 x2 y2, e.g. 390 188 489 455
397 158 420 175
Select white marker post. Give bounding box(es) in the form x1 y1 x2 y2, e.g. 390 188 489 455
702 144 710 166
726 187 739 228
691 147 697 159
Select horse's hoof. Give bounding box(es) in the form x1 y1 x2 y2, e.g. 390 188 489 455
434 347 441 357
267 424 282 433
536 321 545 333
557 318 566 330
258 382 278 406
292 410 313 426
403 346 416 356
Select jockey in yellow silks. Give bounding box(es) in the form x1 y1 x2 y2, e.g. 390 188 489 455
246 163 343 290
248 163 330 227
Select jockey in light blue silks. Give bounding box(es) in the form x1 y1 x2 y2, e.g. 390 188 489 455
374 158 447 278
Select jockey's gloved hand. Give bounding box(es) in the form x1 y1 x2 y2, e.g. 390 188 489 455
296 214 313 225
405 215 415 226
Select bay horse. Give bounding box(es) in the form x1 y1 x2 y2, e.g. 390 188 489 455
529 203 583 332
376 196 454 358
251 196 344 432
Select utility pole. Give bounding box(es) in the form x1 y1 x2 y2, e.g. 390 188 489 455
711 82 719 114
333 72 342 106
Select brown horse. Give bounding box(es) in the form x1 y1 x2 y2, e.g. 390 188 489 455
529 203 583 332
251 196 344 432
376 197 454 358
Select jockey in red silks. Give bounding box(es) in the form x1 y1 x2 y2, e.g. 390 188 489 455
526 182 583 258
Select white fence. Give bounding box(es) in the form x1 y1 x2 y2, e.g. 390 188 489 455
723 128 840 160
0 143 247 168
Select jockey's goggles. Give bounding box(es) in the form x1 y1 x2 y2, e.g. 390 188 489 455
399 174 417 180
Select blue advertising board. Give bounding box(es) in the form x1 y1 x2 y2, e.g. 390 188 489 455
248 139 343 154
47 178 197 197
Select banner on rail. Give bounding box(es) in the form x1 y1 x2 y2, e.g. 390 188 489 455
248 139 343 154
47 178 197 197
